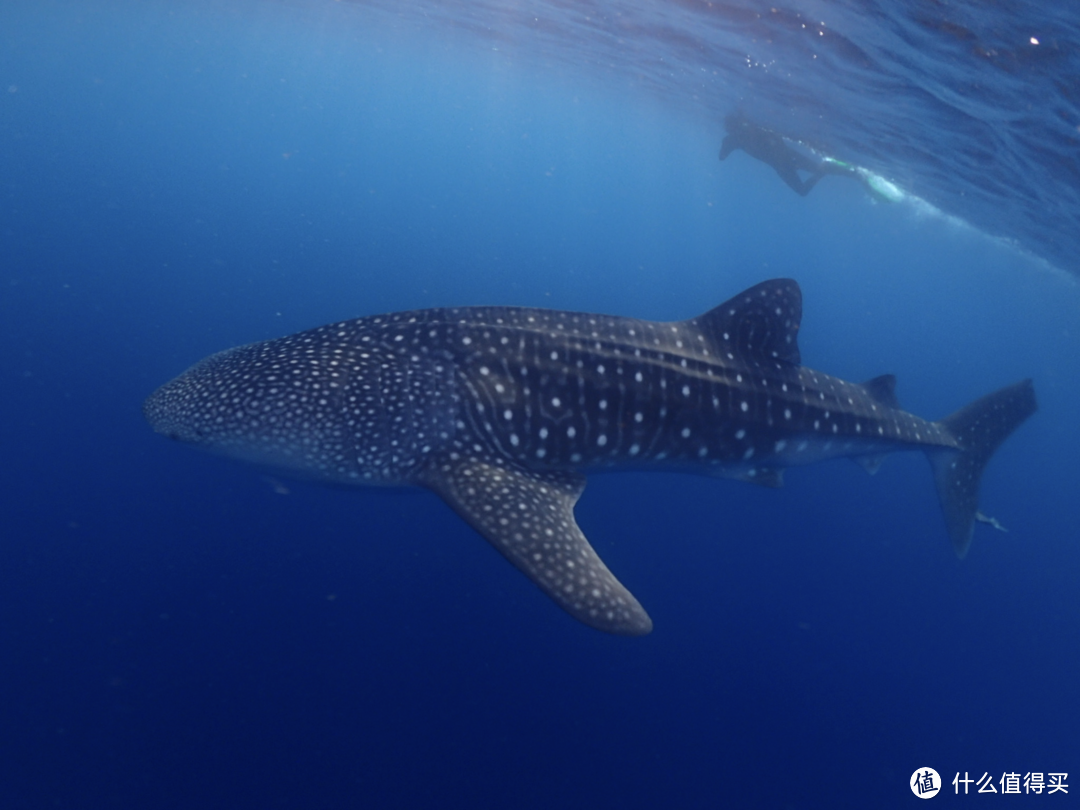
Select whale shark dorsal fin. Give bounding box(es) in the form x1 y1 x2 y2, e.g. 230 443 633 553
420 455 653 636
850 375 899 477
862 373 901 409
686 278 802 366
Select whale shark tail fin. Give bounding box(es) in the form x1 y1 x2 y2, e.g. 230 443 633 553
928 379 1036 558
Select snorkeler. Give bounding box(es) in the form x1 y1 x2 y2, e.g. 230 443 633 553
719 113 858 197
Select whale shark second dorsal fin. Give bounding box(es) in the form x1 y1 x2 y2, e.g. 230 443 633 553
685 278 802 367
862 373 900 409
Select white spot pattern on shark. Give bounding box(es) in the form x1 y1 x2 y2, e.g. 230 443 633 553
145 280 1037 635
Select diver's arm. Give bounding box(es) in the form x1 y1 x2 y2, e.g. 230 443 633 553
774 165 817 196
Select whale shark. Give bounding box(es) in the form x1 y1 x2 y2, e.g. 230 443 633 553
144 279 1036 635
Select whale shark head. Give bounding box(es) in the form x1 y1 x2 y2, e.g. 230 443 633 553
144 326 460 484
144 346 246 445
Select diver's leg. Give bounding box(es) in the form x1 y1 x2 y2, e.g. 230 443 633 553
792 152 823 173
776 166 814 196
801 170 825 194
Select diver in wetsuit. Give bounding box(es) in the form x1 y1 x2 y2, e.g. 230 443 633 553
719 113 856 196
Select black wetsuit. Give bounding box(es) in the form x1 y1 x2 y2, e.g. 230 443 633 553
719 115 849 196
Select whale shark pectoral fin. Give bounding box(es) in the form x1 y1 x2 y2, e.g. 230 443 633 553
420 455 653 636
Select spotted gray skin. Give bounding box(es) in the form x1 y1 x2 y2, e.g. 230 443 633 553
144 279 1036 635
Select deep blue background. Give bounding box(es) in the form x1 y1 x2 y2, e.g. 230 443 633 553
1 1 1077 807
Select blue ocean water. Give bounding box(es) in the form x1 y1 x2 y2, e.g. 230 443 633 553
1 1 1077 808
